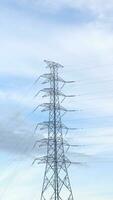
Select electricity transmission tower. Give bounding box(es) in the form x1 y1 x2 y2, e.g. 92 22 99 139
33 60 81 200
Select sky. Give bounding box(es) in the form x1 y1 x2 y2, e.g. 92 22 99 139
0 0 113 200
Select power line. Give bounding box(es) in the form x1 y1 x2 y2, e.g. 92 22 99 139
67 63 113 72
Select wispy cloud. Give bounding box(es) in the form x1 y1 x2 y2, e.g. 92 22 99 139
15 0 113 17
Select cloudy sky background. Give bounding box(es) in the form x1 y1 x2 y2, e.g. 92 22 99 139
0 0 113 199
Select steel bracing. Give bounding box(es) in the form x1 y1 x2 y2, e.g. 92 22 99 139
33 60 78 200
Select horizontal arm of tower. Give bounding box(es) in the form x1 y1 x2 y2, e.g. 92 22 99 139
34 121 83 137
33 103 72 112
34 87 77 98
41 75 70 84
32 155 84 167
34 121 81 133
32 137 82 149
42 77 76 85
34 73 76 86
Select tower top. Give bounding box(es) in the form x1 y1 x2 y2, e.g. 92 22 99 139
44 60 64 68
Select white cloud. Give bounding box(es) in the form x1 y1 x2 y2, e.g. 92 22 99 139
0 90 32 106
0 162 43 200
18 0 113 17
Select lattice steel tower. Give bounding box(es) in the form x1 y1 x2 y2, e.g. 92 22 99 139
33 60 79 200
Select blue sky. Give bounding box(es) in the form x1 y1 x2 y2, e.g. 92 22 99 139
0 0 113 200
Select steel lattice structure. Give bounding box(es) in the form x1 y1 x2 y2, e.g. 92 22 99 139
33 60 80 200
